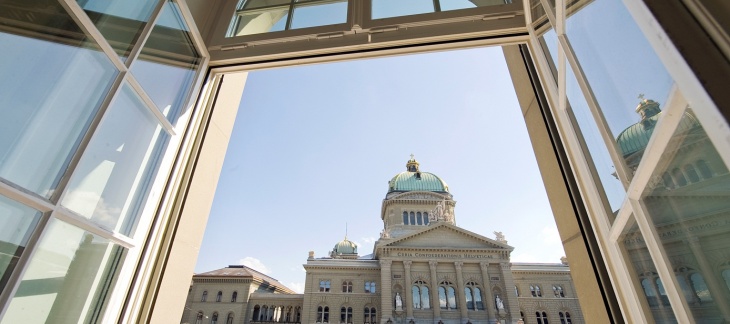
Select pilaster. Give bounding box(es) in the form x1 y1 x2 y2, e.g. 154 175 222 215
454 262 469 324
381 259 393 324
687 237 730 321
404 261 413 320
479 262 495 323
500 262 520 324
429 261 441 323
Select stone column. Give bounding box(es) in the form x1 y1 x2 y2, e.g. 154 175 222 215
381 260 393 324
687 237 730 321
429 261 441 323
500 262 520 323
454 262 469 323
404 261 414 320
479 262 495 322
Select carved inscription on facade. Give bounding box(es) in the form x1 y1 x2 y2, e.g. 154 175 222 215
396 252 495 259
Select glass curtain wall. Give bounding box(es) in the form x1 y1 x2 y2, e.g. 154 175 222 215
527 0 730 322
0 0 205 322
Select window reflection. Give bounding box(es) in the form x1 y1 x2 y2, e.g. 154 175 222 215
228 0 347 37
77 0 158 59
0 0 117 197
372 0 510 19
61 84 170 237
131 0 200 124
0 196 42 294
1 219 127 323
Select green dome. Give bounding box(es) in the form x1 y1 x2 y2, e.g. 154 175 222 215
388 156 449 193
333 238 357 255
616 99 699 157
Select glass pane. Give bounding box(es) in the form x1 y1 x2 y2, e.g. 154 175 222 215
540 28 558 82
618 217 677 323
565 0 673 174
231 7 288 36
0 0 118 197
1 219 127 324
440 0 507 12
131 0 201 124
530 0 548 30
61 84 170 237
421 286 430 308
243 0 291 10
566 63 626 215
77 0 158 59
372 0 434 19
0 195 42 294
641 109 730 322
290 0 347 30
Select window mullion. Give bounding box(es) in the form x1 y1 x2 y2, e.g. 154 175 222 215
125 74 177 135
559 36 632 188
0 212 52 319
622 0 730 168
538 0 556 30
285 0 296 30
625 88 688 201
49 71 128 204
629 199 694 323
125 0 167 67
0 180 54 213
526 34 559 111
53 207 136 249
57 0 127 72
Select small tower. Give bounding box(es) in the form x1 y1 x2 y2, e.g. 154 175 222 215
330 237 358 259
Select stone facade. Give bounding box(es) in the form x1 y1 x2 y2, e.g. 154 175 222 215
183 159 583 324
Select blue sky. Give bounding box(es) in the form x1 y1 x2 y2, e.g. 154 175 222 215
194 46 566 293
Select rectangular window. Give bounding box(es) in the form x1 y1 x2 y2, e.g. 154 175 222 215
228 0 347 37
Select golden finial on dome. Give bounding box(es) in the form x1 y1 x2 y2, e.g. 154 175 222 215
406 154 419 172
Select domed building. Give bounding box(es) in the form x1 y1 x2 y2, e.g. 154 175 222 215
615 98 730 323
182 158 584 324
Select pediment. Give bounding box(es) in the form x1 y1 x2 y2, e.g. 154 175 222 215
381 223 512 251
388 191 447 201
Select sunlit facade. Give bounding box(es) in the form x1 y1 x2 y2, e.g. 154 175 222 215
0 0 728 323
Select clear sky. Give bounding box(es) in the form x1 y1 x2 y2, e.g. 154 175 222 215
194 46 566 293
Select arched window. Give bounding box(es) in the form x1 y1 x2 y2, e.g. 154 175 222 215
409 212 415 225
285 306 292 322
465 282 482 310
672 168 688 186
697 160 712 179
261 306 269 321
536 311 548 324
690 273 713 302
662 172 675 189
216 291 222 302
684 164 700 183
417 212 423 225
530 285 536 297
211 313 219 324
465 287 473 310
412 285 422 309
439 281 457 309
412 280 429 309
231 291 238 302
515 285 519 297
565 312 572 324
535 285 542 297
656 278 670 306
226 313 234 324
722 269 730 293
473 287 483 310
316 306 329 323
340 306 353 323
403 211 408 225
320 280 331 292
364 307 376 324
297 306 302 322
196 312 204 324
423 212 429 225
365 281 376 293
552 285 564 297
202 291 208 302
342 281 353 293
253 305 261 321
